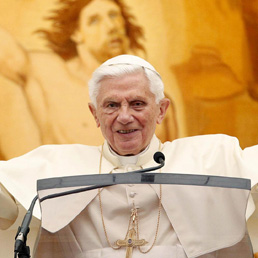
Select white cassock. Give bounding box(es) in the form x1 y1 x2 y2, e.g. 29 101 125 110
0 134 258 257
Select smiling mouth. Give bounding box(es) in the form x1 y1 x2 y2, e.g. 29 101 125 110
117 129 137 134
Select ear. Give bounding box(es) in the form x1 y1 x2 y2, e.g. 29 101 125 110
71 29 83 44
89 103 100 127
156 98 170 124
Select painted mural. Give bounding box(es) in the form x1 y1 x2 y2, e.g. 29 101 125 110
1 0 257 161
0 0 179 160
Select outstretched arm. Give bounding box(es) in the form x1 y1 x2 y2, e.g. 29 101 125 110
0 183 18 229
0 27 30 86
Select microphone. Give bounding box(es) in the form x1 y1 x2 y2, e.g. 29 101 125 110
153 151 165 165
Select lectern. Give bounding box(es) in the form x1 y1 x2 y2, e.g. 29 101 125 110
18 172 254 258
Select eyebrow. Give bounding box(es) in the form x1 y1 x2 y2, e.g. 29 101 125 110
101 95 148 104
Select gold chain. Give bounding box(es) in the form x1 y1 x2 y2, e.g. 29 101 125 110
98 188 121 249
98 143 162 253
137 185 162 254
98 145 120 250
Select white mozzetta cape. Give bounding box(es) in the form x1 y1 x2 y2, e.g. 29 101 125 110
0 134 258 257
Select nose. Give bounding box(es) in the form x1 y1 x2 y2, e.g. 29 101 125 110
116 106 134 124
105 15 118 32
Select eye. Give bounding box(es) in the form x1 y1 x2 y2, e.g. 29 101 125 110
131 101 145 109
88 15 99 26
109 10 119 19
103 102 119 114
106 102 119 108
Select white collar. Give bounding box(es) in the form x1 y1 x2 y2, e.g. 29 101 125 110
102 135 161 167
108 145 150 166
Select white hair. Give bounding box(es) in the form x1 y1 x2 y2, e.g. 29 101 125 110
88 63 165 107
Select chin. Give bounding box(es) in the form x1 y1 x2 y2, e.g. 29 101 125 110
115 145 138 156
109 46 127 57
118 145 143 156
113 137 146 155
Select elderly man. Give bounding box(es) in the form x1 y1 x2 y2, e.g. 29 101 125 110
1 55 258 258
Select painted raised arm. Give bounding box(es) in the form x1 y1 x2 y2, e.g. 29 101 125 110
0 27 30 86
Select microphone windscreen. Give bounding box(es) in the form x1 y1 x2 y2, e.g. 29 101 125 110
153 152 165 164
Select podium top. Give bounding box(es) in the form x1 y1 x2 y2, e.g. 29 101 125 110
37 172 251 192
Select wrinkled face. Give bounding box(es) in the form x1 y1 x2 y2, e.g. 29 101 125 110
89 71 169 155
73 0 129 62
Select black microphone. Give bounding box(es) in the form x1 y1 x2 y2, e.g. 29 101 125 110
153 151 165 165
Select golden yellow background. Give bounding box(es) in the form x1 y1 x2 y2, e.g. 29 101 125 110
0 0 258 161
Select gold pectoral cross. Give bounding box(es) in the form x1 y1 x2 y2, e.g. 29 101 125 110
116 228 147 258
116 208 147 258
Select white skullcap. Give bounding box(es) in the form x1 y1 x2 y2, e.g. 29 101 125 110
100 54 161 77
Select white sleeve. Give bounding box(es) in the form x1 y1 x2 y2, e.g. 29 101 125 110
0 183 18 229
243 144 258 186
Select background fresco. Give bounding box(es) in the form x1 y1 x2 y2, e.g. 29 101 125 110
0 0 258 257
0 0 258 161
